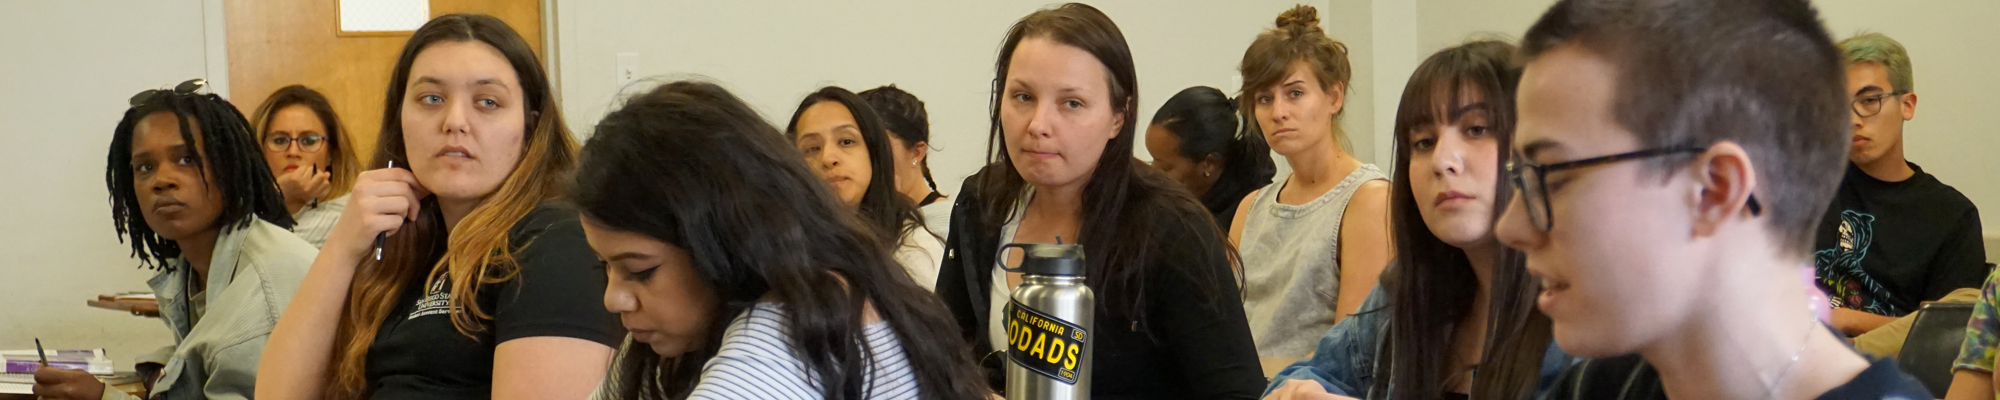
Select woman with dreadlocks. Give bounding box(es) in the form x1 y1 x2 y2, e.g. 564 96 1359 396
31 79 316 400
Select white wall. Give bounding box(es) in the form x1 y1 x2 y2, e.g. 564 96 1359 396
0 2 210 363
1351 0 2000 252
553 0 1374 199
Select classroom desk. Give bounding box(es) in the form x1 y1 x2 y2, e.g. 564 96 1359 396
4 295 163 397
87 296 160 318
0 380 146 398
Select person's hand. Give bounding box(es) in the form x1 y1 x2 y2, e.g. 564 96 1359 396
1263 379 1358 400
322 167 428 265
136 362 164 396
32 366 106 400
276 164 332 214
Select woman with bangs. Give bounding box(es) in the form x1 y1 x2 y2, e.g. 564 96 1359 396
1263 40 1572 400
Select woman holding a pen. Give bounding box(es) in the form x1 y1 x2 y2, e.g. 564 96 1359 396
254 14 622 400
34 78 316 400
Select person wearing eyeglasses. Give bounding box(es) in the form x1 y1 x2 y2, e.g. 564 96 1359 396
31 79 315 400
1498 1 1932 399
250 85 362 248
1811 32 1988 347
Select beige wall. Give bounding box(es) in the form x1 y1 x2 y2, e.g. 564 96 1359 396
0 2 208 362
3 0 1996 368
551 0 1377 197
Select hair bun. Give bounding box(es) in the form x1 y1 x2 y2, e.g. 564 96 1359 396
1275 5 1323 36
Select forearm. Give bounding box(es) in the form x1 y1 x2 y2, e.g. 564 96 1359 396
492 337 615 400
254 251 360 399
1943 370 1993 400
1831 307 1896 336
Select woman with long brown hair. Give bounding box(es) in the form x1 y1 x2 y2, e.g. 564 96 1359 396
1262 40 1570 400
251 85 362 248
932 3 1266 399
256 14 622 400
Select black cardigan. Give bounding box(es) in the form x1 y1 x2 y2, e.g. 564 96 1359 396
935 167 1266 400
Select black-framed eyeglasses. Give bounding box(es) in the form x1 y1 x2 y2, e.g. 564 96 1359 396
264 134 327 152
1508 146 1762 232
1851 90 1908 118
128 79 207 108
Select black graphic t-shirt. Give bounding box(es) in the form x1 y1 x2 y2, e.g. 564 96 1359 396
363 204 625 400
1813 162 1987 317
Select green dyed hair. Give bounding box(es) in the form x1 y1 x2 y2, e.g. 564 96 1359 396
1839 32 1914 93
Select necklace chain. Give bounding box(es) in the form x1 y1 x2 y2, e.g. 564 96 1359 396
1762 314 1817 400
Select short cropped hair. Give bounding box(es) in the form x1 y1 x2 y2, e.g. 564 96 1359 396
1521 0 1851 253
1839 32 1915 93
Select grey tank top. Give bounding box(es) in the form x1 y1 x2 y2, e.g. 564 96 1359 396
1238 164 1387 359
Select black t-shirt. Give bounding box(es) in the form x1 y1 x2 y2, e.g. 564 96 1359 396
363 204 625 400
1813 162 1987 317
1540 353 1932 400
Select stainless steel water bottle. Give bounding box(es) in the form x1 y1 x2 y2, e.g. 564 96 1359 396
1000 243 1094 400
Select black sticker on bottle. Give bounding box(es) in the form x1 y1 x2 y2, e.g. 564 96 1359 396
1003 300 1088 385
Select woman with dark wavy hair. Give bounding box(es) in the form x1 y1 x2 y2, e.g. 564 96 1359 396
579 80 987 400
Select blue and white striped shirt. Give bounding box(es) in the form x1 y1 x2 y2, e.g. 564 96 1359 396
689 303 921 400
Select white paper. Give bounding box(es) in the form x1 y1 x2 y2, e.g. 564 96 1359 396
339 0 429 33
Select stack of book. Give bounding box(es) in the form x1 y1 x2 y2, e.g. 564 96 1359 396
2 348 113 375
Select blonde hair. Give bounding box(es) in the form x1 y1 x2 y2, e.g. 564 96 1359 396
325 14 577 399
1238 4 1354 152
1840 32 1915 93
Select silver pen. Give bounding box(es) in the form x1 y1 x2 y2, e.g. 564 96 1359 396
373 161 394 261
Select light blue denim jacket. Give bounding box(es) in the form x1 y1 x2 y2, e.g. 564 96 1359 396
109 219 314 400
1264 284 1575 399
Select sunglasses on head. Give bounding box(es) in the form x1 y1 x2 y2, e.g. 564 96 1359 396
128 79 207 108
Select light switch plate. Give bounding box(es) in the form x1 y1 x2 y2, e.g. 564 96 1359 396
616 52 640 88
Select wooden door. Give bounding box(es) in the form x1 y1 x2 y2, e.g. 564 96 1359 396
225 0 543 162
